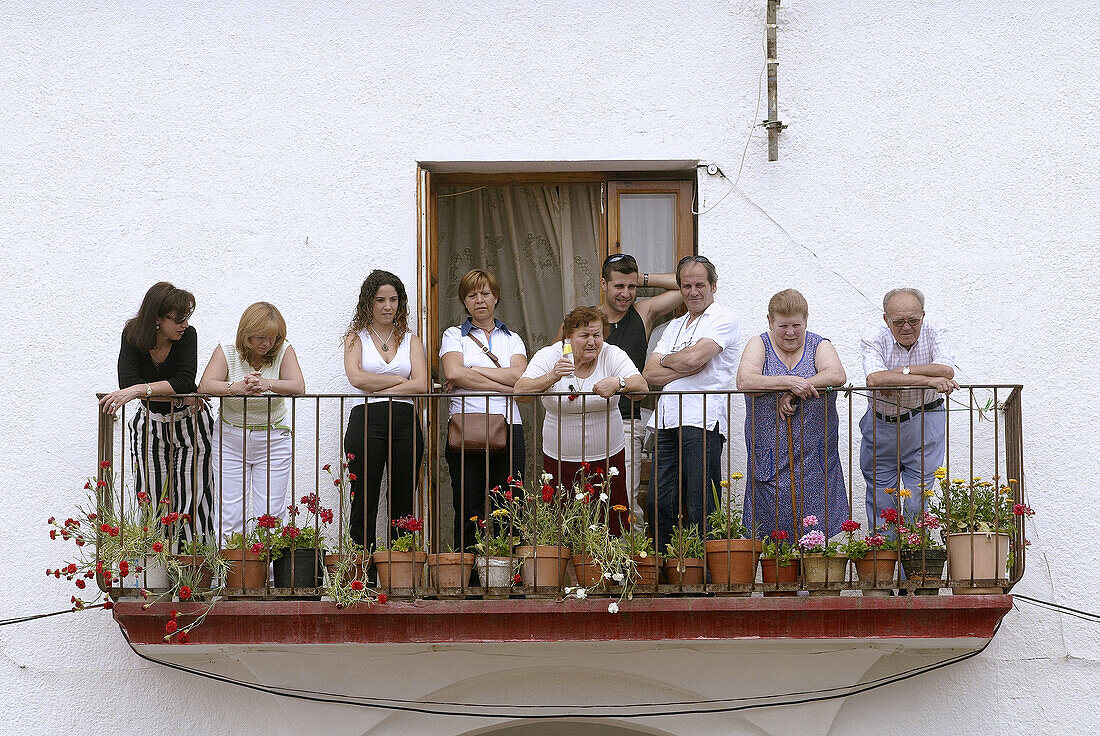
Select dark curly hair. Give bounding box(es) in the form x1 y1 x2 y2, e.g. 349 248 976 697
344 270 410 348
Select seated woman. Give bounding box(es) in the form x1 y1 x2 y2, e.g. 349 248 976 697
343 271 427 553
515 306 647 535
198 302 305 543
736 289 848 540
99 282 214 546
440 268 527 553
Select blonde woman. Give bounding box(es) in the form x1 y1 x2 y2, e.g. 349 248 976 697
199 302 305 541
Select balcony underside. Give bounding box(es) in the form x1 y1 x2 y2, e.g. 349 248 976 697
116 594 1011 648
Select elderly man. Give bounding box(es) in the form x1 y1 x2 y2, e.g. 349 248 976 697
860 288 958 532
643 256 741 554
598 253 682 531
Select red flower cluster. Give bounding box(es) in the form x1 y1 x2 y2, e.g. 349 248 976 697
541 484 554 504
281 525 301 540
1012 503 1035 517
257 514 279 529
286 505 299 518
347 472 357 481
99 461 112 469
160 512 180 525
351 580 364 591
151 542 163 553
392 516 423 533
770 530 789 541
249 542 265 555
879 508 900 524
137 491 150 504
320 509 334 524
346 453 355 461
377 593 387 604
118 561 129 577
841 519 861 533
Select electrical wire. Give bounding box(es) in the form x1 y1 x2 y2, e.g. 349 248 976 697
1013 594 1100 624
0 603 104 626
118 621 998 719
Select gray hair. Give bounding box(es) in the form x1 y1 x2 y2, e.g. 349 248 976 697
883 288 925 313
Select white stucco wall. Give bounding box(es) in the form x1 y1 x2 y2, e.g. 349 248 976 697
2 1 1098 734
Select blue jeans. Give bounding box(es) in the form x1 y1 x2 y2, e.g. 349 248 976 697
649 425 725 555
859 406 947 535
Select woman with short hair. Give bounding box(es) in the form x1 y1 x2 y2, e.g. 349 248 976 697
198 302 305 541
440 268 527 552
343 271 427 552
515 306 647 535
100 282 214 545
736 289 849 540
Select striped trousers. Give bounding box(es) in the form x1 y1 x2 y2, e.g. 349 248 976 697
129 404 215 546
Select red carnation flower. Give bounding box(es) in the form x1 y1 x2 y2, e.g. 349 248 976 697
50 530 57 540
513 573 522 584
178 586 192 601
75 579 86 589
1012 503 1034 517
504 490 513 502
377 593 387 604
346 452 355 461
177 631 190 644
347 473 357 481
151 542 163 553
102 600 114 610
100 460 111 468
76 538 85 547
351 580 364 591
66 563 78 575
165 620 178 634
322 464 331 471
281 525 301 539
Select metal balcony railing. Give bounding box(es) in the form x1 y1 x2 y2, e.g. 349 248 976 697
93 385 1025 600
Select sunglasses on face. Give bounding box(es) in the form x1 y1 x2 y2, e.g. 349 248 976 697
889 317 922 328
163 313 191 324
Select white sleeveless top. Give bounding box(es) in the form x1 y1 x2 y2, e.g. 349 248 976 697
356 329 415 406
219 341 290 427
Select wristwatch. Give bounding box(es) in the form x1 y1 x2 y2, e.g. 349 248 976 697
617 376 627 392
643 273 649 287
145 383 152 397
902 366 911 375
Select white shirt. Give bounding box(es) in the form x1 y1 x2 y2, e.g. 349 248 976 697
652 302 742 435
521 342 640 461
219 341 290 427
861 320 954 414
355 329 415 406
440 319 526 424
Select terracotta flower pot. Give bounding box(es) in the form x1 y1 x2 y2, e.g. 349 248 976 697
946 532 1009 594
800 554 848 595
220 548 268 590
663 557 706 587
476 555 515 597
427 552 477 594
171 554 214 590
900 548 947 594
571 554 605 587
630 554 660 590
516 545 571 590
854 550 898 596
759 557 799 596
705 539 762 593
372 550 427 591
324 552 366 583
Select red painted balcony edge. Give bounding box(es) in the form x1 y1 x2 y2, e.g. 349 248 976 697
114 595 1012 646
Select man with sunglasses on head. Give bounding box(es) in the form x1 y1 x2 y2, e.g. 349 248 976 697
643 255 741 554
599 253 683 531
860 288 958 534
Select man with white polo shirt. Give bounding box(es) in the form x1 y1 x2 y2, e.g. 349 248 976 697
860 288 959 533
643 256 741 554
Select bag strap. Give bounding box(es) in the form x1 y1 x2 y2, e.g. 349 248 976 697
466 331 502 368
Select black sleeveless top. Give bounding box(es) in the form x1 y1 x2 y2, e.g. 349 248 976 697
605 305 647 419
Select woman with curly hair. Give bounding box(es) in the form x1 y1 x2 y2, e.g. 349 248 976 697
343 271 427 553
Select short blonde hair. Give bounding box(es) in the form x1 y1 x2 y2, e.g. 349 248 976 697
235 302 287 366
457 269 502 314
767 289 808 320
562 306 610 338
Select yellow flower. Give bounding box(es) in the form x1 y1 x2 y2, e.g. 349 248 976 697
934 467 947 479
731 473 744 481
899 488 912 499
720 480 729 488
469 515 479 522
1001 486 1014 495
952 478 966 485
1008 478 1018 484
883 487 897 495
491 508 509 518
923 489 935 498
972 476 981 482
612 505 628 513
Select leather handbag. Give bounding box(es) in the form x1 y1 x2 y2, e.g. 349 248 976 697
447 331 509 452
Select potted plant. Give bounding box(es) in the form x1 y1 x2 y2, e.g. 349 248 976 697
797 515 848 595
562 468 631 591
895 509 947 594
705 476 761 593
324 547 386 609
468 512 520 597
932 471 1032 594
663 523 706 587
759 529 798 596
506 473 572 591
322 454 367 582
169 537 219 591
373 515 427 591
269 493 331 590
621 525 658 590
221 525 271 590
838 519 895 596
427 544 477 595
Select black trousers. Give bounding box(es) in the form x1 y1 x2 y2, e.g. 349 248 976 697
344 402 424 552
445 423 525 553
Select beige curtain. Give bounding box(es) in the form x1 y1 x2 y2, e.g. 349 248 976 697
436 184 601 349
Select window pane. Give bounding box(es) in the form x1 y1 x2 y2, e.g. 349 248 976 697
619 193 677 273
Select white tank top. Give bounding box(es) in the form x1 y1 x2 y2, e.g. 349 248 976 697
356 329 414 406
219 341 290 427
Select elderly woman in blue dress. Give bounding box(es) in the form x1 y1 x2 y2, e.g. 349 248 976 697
736 289 849 540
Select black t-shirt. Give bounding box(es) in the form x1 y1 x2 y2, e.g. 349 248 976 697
117 325 199 414
604 305 647 419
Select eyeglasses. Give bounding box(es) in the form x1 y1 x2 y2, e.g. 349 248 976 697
677 254 713 268
603 253 638 267
163 313 191 324
888 317 923 328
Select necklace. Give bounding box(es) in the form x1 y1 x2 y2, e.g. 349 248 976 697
369 323 397 352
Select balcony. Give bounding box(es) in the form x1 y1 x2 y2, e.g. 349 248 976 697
86 386 1022 733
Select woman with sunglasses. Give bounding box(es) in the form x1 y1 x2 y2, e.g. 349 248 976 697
516 306 647 534
99 282 214 546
